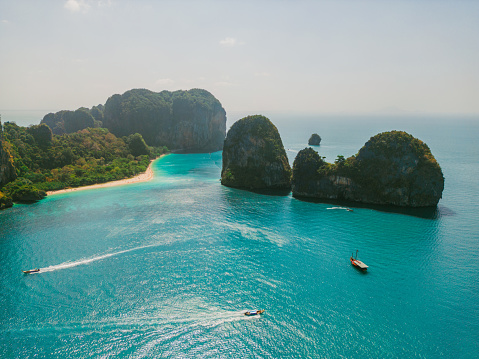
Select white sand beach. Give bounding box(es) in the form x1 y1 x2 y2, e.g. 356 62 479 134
46 156 163 196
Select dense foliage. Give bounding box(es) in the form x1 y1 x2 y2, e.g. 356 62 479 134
2 178 46 202
0 122 167 199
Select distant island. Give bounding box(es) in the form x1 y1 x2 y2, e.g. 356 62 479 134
308 133 321 146
0 88 226 209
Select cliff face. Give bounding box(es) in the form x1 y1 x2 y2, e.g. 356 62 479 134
221 115 291 190
292 131 444 207
0 122 16 188
103 88 226 152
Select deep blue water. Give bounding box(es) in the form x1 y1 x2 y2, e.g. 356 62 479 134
1 116 478 358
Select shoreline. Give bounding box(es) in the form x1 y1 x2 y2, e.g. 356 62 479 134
46 155 165 196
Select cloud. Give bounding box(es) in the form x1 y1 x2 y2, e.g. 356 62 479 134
255 72 271 77
219 37 237 47
72 58 88 64
98 0 112 7
1 20 9 24
214 81 234 87
64 0 91 13
155 78 174 86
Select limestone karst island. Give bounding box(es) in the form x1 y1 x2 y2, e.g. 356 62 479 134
1 90 444 210
221 115 292 190
308 133 321 146
221 115 444 207
292 131 444 207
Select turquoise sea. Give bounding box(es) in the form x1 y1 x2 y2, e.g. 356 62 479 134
1 115 478 358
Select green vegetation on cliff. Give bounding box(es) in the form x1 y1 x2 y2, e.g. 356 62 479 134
0 122 167 201
292 131 444 207
103 88 226 151
221 115 291 190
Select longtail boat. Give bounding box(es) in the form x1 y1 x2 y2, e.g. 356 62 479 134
350 250 368 271
244 309 265 316
22 268 40 274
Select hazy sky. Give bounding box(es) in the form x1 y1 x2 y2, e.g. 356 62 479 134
1 0 478 116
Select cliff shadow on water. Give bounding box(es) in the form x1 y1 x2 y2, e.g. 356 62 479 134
249 188 293 197
292 196 453 220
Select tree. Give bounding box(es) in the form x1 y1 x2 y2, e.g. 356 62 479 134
127 133 150 157
335 155 346 165
27 124 53 147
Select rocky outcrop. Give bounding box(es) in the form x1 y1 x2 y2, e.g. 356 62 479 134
292 131 444 207
2 178 46 202
308 133 321 146
41 109 98 135
103 88 226 152
0 190 13 209
221 115 291 190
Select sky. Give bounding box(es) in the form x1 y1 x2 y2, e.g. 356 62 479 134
0 0 478 117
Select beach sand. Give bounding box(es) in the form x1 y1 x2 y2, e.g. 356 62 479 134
46 156 162 196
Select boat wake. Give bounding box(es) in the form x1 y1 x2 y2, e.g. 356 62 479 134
327 207 353 211
40 244 159 273
120 309 262 330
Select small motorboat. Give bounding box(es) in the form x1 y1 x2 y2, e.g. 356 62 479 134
244 309 265 316
22 268 40 274
350 250 368 271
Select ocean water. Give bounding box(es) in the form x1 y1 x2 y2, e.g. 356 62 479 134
1 115 478 358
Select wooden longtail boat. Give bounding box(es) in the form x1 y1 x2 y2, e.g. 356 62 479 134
22 268 40 274
244 309 265 316
350 250 368 271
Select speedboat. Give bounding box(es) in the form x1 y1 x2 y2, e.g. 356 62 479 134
244 309 265 316
22 268 40 274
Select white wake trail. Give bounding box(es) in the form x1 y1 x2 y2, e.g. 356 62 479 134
40 244 158 273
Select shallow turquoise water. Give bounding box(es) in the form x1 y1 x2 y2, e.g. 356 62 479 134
1 116 478 358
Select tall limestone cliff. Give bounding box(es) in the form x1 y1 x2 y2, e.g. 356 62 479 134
0 120 16 188
103 88 226 152
221 115 291 190
0 119 16 209
292 131 444 207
